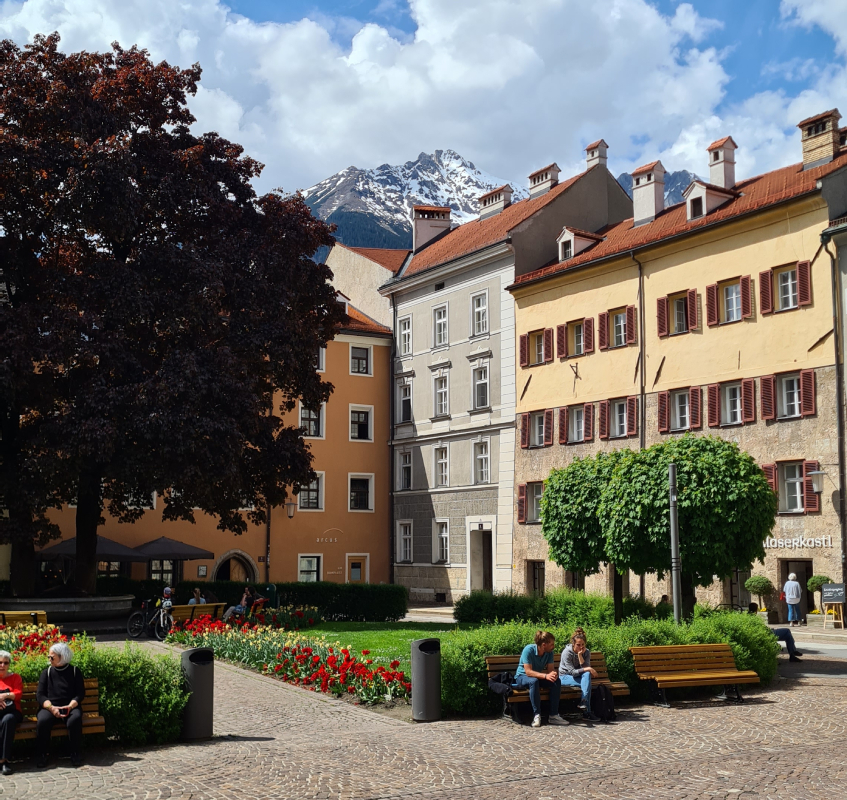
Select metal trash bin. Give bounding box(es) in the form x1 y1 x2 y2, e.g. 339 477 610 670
411 638 441 722
181 647 214 739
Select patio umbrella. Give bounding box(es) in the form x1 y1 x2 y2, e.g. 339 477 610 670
37 535 149 562
134 536 214 561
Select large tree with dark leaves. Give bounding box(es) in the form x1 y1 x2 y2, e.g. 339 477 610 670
0 34 344 594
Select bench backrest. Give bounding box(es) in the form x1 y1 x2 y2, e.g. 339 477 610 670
0 611 48 628
21 677 100 717
170 603 225 623
629 643 739 673
485 652 612 683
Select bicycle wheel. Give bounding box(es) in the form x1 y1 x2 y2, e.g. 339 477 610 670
127 611 146 639
154 614 173 641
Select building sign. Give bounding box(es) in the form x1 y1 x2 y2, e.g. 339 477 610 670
763 535 834 550
822 583 846 604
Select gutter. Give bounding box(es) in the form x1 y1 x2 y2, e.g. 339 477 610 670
389 293 397 586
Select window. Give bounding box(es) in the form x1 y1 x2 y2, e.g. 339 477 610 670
127 491 156 510
434 376 449 416
299 556 321 582
561 239 572 260
777 267 798 310
314 346 325 372
299 475 323 510
398 383 412 422
778 374 801 418
473 366 489 409
399 452 412 490
612 311 626 347
350 408 372 440
531 411 545 447
528 560 546 596
572 322 584 355
300 405 322 438
672 390 689 431
528 482 543 522
349 476 372 511
474 441 490 484
149 559 176 585
690 196 703 219
472 293 488 336
398 522 412 563
722 382 742 425
434 446 448 487
568 405 584 443
723 281 741 323
399 316 412 356
531 330 545 365
436 521 449 562
351 346 370 374
611 399 627 437
433 305 448 347
97 561 123 578
780 462 804 512
672 296 688 334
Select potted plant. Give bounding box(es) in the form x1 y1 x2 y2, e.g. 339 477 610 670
807 574 833 615
744 575 778 623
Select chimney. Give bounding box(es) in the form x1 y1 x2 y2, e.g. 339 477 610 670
478 185 513 219
798 108 842 170
528 163 560 198
412 205 451 251
585 139 608 170
706 136 737 189
631 161 665 227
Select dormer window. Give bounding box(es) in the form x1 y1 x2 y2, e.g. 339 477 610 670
561 240 572 260
690 196 703 219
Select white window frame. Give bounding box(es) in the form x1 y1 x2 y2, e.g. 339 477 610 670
531 411 545 447
398 450 413 491
527 482 543 523
398 315 412 357
473 364 489 409
778 373 801 419
612 311 626 348
432 519 450 563
298 472 325 512
349 343 373 376
434 445 449 488
671 295 687 334
671 390 689 431
474 439 490 484
127 491 157 511
315 346 326 373
348 473 375 513
398 381 413 423
433 304 449 348
722 382 742 425
299 401 326 440
611 399 627 438
572 321 584 355
349 404 374 442
396 520 413 563
779 462 804 513
777 267 798 311
568 405 584 443
434 375 449 417
723 281 741 323
530 330 545 365
297 554 322 582
471 291 488 336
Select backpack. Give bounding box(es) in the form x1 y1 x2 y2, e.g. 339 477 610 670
590 683 616 722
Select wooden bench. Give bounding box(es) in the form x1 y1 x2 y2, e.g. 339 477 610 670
0 611 48 628
170 603 225 625
485 652 629 720
629 643 760 706
16 678 105 741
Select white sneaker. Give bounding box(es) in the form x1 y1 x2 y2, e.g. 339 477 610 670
548 714 570 726
531 714 542 728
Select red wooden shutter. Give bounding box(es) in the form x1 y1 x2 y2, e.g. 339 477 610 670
707 384 721 428
583 317 595 353
558 407 568 444
544 409 554 446
761 375 776 420
657 391 670 433
800 369 816 416
517 484 527 523
519 334 529 367
544 328 554 363
740 275 752 318
797 260 812 306
657 297 669 338
598 312 609 350
762 464 777 495
706 284 719 327
759 270 773 314
689 386 701 429
583 403 593 441
626 305 637 344
626 396 638 436
741 378 756 423
556 324 567 358
520 412 530 448
804 460 821 513
598 400 609 439
687 288 698 331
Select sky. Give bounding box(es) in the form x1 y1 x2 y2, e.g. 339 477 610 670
0 0 845 193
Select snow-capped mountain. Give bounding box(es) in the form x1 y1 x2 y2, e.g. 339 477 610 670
616 170 699 209
304 149 527 250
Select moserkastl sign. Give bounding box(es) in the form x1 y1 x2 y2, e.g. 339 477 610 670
763 535 834 550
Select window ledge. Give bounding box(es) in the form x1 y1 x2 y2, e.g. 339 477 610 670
774 305 799 314
468 406 491 415
395 560 413 565
720 422 743 428
668 330 690 337
469 332 490 342
777 510 805 516
776 414 802 421
429 414 451 422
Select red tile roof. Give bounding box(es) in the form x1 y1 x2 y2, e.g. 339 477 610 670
528 163 560 178
413 205 451 213
707 136 737 150
399 169 591 278
512 153 847 289
585 139 608 151
337 244 411 275
341 304 392 336
798 108 841 128
564 226 606 241
632 160 662 176
478 184 511 201
683 179 741 198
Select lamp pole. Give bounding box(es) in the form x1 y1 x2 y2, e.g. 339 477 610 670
669 463 682 624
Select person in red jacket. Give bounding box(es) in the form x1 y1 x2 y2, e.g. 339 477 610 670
0 650 22 775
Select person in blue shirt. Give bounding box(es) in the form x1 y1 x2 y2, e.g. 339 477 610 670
515 630 567 727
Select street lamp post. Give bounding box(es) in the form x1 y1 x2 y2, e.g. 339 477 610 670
286 501 297 519
669 463 682 624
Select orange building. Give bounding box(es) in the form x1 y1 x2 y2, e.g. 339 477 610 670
41 300 392 588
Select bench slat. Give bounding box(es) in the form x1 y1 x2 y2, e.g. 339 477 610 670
629 644 760 691
16 678 103 741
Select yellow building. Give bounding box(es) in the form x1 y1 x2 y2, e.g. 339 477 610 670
509 109 847 618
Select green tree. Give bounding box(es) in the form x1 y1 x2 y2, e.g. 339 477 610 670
744 575 775 610
807 574 833 610
600 435 777 617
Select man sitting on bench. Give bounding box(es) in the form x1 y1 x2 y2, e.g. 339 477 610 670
748 603 802 662
515 631 568 728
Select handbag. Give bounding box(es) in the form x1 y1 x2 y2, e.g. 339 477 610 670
779 591 786 601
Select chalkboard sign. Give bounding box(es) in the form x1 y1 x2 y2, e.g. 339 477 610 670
822 583 846 604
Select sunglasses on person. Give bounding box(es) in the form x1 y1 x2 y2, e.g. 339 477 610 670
0 661 9 666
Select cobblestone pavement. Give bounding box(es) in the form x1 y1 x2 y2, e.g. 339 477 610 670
3 651 847 800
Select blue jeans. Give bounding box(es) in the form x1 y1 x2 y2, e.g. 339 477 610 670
515 674 561 717
787 603 800 622
773 628 799 656
560 671 592 712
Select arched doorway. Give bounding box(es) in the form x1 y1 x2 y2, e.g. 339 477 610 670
213 551 257 583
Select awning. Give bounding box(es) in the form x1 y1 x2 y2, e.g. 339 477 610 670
38 535 149 562
134 536 214 561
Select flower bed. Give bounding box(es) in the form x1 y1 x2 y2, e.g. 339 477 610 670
167 614 411 705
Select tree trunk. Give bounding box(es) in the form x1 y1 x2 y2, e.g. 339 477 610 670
74 468 102 595
681 573 697 619
612 564 623 626
10 537 36 597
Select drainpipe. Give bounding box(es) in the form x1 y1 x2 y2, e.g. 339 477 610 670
631 251 646 449
389 292 397 585
822 234 847 585
265 503 271 584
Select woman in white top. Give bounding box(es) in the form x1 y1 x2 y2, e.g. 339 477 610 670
783 573 802 626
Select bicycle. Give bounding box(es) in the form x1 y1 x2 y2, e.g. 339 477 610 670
127 598 174 641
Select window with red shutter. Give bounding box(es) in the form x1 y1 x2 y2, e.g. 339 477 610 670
520 412 530 448
558 407 568 444
761 375 776 420
583 317 595 353
687 288 698 331
517 484 527 523
759 270 773 314
762 464 777 495
598 312 609 350
705 284 719 327
741 275 752 318
803 460 820 513
626 396 638 436
797 260 812 306
689 386 701 429
626 306 637 345
598 400 609 439
583 403 593 441
658 391 670 433
657 297 669 338
544 328 554 363
544 409 554 445
741 378 755 423
519 334 529 367
800 369 816 416
707 384 720 427
556 324 567 359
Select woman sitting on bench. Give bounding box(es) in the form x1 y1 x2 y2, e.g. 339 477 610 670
0 650 22 775
559 628 601 722
36 642 86 768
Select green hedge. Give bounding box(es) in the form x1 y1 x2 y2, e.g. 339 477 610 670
440 613 781 715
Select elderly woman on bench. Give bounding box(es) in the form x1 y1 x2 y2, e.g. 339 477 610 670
0 650 22 775
36 642 86 768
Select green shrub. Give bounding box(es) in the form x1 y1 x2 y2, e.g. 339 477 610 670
745 575 776 607
454 590 542 623
807 574 833 608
